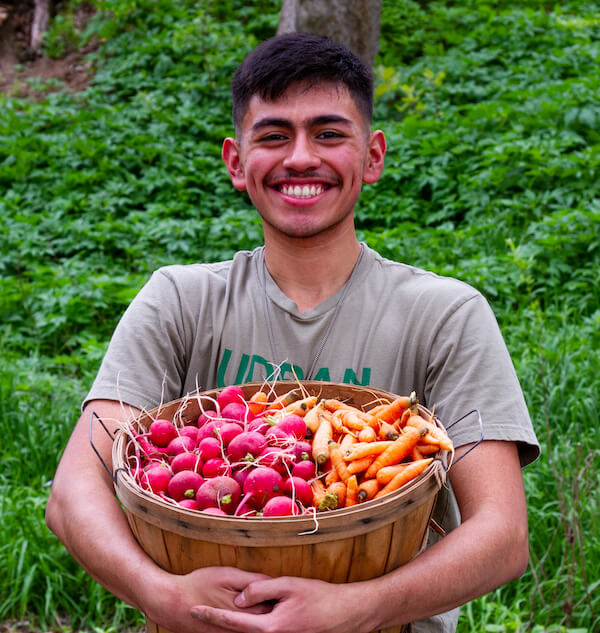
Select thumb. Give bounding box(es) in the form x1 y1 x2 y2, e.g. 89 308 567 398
234 578 284 608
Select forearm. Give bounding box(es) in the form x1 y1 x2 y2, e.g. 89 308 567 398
363 507 528 629
46 401 167 612
47 467 165 610
361 441 529 630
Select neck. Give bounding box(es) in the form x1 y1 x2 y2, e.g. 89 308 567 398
263 227 362 314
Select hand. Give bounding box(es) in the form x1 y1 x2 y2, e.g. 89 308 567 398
190 575 375 633
143 566 273 633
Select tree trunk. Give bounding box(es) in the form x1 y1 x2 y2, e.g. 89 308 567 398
30 0 51 54
277 0 382 70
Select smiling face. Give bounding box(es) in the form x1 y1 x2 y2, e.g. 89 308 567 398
222 82 386 241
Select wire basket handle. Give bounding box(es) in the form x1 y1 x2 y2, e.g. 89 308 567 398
444 408 484 467
89 410 118 484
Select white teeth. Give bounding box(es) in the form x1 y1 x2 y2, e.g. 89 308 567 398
280 184 325 198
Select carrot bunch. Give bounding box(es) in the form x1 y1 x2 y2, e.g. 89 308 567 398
301 391 453 511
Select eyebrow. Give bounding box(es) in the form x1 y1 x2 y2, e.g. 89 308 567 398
251 114 353 132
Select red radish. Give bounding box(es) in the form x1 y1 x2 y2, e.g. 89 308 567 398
136 436 168 458
247 417 271 434
236 506 258 517
216 385 246 410
141 464 172 494
258 445 294 476
179 425 200 444
216 422 244 446
201 507 228 516
171 451 203 474
283 476 313 507
197 420 224 442
168 471 205 501
179 499 199 510
232 467 251 489
265 426 293 445
241 466 284 509
202 457 230 478
197 409 218 427
274 415 307 440
197 437 222 461
262 495 301 517
149 419 178 447
196 476 241 514
291 441 313 463
166 435 196 456
292 460 316 481
226 431 267 463
221 402 254 423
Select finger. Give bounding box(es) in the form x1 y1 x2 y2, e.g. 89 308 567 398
220 567 271 591
234 578 286 608
191 605 265 633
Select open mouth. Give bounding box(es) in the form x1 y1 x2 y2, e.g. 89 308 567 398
277 183 329 199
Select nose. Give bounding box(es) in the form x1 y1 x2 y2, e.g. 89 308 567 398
282 133 321 172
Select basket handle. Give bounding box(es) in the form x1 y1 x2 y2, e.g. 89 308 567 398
445 408 484 467
89 410 119 484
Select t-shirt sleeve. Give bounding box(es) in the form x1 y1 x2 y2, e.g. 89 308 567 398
424 292 539 468
83 269 188 411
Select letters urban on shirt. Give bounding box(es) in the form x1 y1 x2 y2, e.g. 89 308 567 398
216 348 371 387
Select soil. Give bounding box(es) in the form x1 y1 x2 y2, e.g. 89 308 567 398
0 0 99 99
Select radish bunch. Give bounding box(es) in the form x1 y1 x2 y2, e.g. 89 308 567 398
126 385 317 517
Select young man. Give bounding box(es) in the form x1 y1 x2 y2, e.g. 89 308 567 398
46 33 539 633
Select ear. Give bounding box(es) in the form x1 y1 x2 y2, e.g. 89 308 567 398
222 137 247 191
362 130 386 185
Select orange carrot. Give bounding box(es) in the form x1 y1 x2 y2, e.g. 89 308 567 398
375 463 408 485
340 432 357 452
358 426 377 443
282 395 318 417
330 410 347 434
345 475 359 507
357 478 379 502
378 420 400 441
323 399 376 428
311 478 327 507
395 408 411 429
248 390 269 416
312 416 333 464
343 441 396 461
303 402 326 435
347 455 377 475
270 388 302 410
405 415 453 451
339 409 369 431
325 463 341 486
415 442 440 456
364 426 427 480
373 395 411 425
366 403 390 418
411 446 424 461
323 481 346 509
328 441 352 482
374 458 433 498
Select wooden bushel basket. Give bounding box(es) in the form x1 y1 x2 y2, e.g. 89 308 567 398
112 382 451 633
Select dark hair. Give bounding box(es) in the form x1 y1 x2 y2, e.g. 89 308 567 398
231 32 373 133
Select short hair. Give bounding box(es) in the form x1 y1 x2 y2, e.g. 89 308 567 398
231 32 373 134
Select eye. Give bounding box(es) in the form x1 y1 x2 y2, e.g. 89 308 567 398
317 130 344 140
260 133 288 142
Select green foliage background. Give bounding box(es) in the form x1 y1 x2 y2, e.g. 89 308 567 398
1 1 599 631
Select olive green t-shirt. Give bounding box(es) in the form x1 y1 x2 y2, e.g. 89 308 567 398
86 244 540 632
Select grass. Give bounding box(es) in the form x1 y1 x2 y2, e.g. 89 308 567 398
1 0 599 631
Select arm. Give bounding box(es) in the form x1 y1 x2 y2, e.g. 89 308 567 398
46 400 269 633
190 439 529 633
